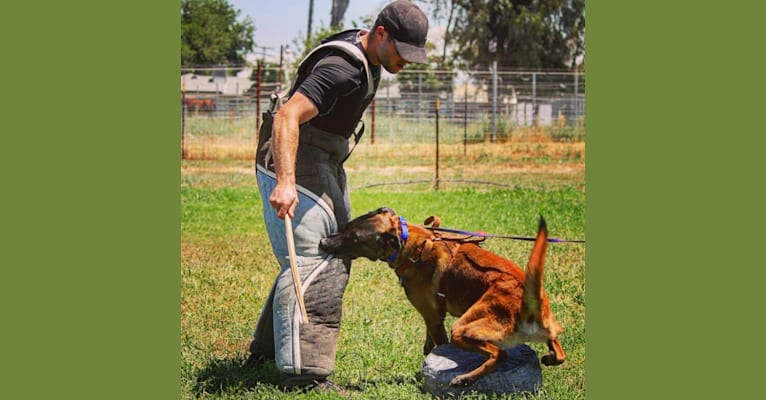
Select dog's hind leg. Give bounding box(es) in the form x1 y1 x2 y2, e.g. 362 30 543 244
541 338 566 365
448 316 509 387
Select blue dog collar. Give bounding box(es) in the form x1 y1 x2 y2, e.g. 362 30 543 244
386 216 408 263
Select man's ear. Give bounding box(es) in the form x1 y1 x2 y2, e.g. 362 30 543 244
375 24 387 39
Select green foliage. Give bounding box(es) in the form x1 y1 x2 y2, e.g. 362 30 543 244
550 116 586 142
181 0 255 67
447 0 585 70
289 23 346 72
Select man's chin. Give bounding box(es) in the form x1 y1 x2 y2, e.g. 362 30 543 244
383 64 402 74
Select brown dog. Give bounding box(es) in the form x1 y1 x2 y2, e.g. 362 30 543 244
319 207 565 387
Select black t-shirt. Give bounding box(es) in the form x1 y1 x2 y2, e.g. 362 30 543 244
294 30 382 138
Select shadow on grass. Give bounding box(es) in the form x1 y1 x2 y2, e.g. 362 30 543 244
342 372 423 391
193 355 426 397
193 354 281 397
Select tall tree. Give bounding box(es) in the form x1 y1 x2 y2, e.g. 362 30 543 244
427 0 458 68
330 0 351 29
181 0 255 68
307 0 315 41
448 0 585 70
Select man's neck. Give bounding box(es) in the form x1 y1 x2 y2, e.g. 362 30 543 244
358 30 379 66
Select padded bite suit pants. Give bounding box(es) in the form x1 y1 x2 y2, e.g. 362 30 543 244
252 118 352 385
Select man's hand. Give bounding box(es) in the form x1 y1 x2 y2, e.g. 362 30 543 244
270 182 298 219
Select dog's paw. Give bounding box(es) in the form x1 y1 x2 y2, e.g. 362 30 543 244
541 351 564 366
449 374 475 387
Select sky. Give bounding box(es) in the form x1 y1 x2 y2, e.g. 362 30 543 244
230 0 391 62
229 0 444 64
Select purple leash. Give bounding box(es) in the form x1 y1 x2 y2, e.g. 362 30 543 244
427 226 585 243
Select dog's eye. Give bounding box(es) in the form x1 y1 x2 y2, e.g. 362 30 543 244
349 232 359 243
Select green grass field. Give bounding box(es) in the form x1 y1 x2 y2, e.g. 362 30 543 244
181 151 585 399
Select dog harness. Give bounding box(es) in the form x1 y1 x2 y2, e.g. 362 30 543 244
386 213 451 322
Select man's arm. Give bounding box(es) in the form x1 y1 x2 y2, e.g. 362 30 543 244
270 92 319 219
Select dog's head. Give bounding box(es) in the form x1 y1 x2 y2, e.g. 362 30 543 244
319 207 404 262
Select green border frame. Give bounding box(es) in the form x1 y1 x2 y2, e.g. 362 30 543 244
4 2 179 398
587 1 765 399
6 0 764 398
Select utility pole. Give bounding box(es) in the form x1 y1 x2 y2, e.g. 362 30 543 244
256 45 274 63
256 61 262 129
307 0 314 42
491 60 498 143
435 98 441 191
279 45 284 88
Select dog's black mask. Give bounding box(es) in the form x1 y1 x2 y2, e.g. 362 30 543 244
319 207 400 261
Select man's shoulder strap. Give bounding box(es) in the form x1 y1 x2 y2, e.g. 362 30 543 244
294 41 374 99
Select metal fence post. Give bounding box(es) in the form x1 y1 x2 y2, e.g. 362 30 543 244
418 72 423 125
491 61 498 143
464 81 468 156
181 83 186 160
574 71 579 123
387 85 391 135
371 98 376 145
435 98 440 191
532 72 537 127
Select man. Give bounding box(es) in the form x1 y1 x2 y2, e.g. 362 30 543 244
247 0 429 392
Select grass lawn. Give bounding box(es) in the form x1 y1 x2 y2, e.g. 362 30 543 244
181 145 585 399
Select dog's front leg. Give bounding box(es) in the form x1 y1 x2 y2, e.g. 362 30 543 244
423 321 448 354
423 334 434 355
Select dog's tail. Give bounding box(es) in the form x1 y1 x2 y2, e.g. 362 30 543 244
522 216 548 314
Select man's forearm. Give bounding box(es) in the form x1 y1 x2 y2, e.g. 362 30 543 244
272 111 299 186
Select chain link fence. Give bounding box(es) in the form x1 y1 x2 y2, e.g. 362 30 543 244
181 67 585 190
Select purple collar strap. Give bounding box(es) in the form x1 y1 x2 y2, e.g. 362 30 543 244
387 216 409 263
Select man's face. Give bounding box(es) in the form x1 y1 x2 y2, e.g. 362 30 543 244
377 31 410 74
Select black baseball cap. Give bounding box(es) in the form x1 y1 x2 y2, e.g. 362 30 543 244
376 0 429 64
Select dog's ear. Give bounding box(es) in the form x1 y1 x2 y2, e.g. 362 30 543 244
423 215 441 227
419 239 434 261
